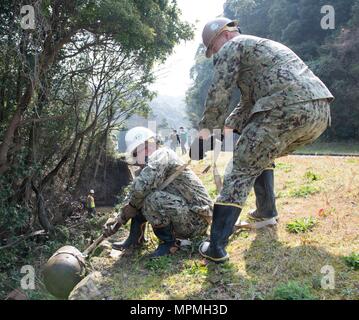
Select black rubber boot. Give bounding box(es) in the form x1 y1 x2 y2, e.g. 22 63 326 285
150 224 179 258
112 214 147 251
249 168 278 220
199 204 241 263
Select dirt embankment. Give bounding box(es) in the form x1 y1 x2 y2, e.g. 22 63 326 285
75 158 132 207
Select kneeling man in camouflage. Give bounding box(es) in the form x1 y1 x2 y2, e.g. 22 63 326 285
104 127 212 258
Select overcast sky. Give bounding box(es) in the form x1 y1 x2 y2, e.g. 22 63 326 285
150 0 225 97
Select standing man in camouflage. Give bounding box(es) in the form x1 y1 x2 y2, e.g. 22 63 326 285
191 18 334 263
104 127 212 258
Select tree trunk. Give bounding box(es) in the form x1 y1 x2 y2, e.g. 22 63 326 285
31 182 53 233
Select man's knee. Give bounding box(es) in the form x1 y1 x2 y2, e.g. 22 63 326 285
143 191 177 227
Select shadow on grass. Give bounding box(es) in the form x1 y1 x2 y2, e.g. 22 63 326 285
242 227 349 299
184 226 354 300
97 235 209 299
93 226 355 300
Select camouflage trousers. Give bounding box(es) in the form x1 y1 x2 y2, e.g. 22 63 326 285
142 191 210 238
217 99 331 207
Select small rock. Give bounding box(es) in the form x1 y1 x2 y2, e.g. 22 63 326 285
68 272 104 300
99 240 112 250
109 249 124 259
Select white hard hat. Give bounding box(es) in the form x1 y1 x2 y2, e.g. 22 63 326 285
202 17 239 58
125 127 156 155
90 189 95 194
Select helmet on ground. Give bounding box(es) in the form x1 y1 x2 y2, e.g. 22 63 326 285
202 17 239 58
125 127 156 155
43 246 86 299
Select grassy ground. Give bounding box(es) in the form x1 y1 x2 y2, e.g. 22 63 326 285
294 142 359 155
82 153 359 300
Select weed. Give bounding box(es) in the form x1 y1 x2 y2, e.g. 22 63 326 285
183 261 208 276
207 185 218 199
345 158 359 164
343 253 359 270
272 281 316 300
276 191 286 198
276 162 293 170
286 217 317 234
144 256 173 272
304 170 321 182
289 185 320 198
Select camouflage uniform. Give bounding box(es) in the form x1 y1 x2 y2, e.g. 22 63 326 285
126 147 212 238
199 35 334 207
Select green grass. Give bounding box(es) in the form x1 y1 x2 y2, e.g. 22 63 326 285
182 261 208 276
144 256 174 272
288 185 320 198
92 156 358 301
21 155 359 301
343 253 359 270
294 142 359 155
276 162 293 173
304 170 321 182
286 217 317 234
272 281 316 300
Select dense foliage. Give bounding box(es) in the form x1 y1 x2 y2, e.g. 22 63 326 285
185 0 359 141
0 1 193 296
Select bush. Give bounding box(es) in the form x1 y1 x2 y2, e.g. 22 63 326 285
344 253 359 270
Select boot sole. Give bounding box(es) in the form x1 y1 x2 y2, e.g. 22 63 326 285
235 217 278 230
112 243 144 251
198 243 229 263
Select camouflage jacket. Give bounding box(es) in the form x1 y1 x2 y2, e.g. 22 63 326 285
126 147 213 214
199 35 334 132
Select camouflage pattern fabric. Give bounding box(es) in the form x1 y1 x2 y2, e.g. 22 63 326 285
217 99 331 206
143 191 209 238
126 147 212 237
199 34 334 132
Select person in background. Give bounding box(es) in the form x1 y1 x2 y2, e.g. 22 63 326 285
179 127 188 155
86 189 96 217
170 129 180 152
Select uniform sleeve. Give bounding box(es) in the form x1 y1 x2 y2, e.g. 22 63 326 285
225 86 253 132
126 150 172 209
199 41 241 131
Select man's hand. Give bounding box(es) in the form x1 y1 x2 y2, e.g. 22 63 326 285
103 203 138 237
121 203 138 221
103 216 122 237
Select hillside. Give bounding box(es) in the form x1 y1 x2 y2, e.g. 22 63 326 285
149 95 191 130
